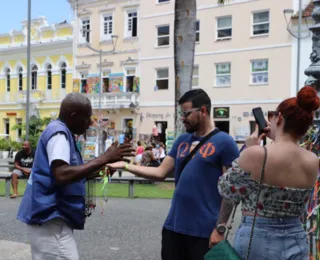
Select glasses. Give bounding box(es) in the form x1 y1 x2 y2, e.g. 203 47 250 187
179 108 200 118
267 110 279 121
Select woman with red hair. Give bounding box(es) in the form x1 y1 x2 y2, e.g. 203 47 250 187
217 86 320 259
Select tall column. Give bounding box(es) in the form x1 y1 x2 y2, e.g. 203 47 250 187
305 0 320 91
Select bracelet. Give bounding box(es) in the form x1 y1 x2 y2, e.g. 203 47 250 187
125 163 129 170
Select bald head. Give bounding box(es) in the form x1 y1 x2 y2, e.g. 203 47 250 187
60 93 91 115
59 93 93 135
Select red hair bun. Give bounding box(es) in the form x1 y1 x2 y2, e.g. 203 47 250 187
297 86 320 112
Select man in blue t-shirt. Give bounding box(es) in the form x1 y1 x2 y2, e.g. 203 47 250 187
109 89 239 260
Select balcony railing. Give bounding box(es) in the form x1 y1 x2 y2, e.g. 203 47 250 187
0 90 45 104
17 90 45 104
84 92 139 109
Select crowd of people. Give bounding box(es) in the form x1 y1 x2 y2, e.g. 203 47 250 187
8 86 320 259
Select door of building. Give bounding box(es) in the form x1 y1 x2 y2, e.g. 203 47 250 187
155 121 168 144
214 121 230 134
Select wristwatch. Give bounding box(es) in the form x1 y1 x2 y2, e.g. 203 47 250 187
216 224 227 235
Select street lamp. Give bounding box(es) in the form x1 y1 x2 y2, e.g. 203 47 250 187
81 33 118 156
283 2 311 94
305 0 320 90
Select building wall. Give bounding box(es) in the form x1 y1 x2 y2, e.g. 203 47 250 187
0 17 73 140
71 0 141 134
138 0 294 139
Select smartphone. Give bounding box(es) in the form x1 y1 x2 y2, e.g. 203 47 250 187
118 134 125 145
252 107 267 135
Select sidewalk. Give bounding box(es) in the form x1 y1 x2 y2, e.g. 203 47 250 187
0 240 31 260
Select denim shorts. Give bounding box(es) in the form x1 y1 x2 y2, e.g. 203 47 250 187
234 216 309 260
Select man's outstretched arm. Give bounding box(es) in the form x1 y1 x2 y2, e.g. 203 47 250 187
108 156 175 181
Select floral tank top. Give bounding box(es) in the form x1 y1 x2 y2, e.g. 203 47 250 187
218 159 312 218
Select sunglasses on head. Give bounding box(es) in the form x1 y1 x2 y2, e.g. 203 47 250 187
267 110 279 121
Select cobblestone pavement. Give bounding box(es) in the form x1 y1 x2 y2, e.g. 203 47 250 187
0 197 241 260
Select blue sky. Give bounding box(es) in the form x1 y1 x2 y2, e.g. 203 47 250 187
0 0 72 33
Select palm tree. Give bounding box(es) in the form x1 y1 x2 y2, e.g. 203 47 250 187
174 0 226 137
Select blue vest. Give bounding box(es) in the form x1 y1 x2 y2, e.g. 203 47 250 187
17 120 86 230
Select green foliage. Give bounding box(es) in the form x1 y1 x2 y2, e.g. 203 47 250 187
10 140 21 151
11 117 53 149
0 139 11 151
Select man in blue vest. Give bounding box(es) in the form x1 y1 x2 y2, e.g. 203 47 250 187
17 93 134 260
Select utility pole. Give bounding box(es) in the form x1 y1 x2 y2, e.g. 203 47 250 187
25 0 32 140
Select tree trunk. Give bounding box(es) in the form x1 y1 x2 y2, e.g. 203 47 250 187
174 0 197 138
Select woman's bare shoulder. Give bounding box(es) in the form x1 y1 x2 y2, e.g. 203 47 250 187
238 145 265 173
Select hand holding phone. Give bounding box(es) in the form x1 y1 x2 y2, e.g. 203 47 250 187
252 107 267 135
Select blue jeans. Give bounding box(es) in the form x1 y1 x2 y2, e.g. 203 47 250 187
234 216 309 260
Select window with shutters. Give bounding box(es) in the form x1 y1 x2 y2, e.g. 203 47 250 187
47 64 52 90
5 68 10 92
102 14 113 40
31 65 38 90
126 11 138 37
61 62 67 89
81 19 90 43
18 67 23 91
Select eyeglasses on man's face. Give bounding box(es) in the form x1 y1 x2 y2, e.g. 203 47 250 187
179 108 200 118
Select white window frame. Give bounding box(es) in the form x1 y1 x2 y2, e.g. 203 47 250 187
196 20 200 43
250 59 269 85
215 62 231 87
125 10 138 38
192 65 199 89
252 10 270 37
156 25 170 47
216 16 232 40
101 13 113 41
155 68 169 90
80 18 91 43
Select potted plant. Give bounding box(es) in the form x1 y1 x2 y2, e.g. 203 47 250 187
1 139 10 159
0 139 4 158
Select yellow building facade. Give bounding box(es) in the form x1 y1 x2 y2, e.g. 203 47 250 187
0 17 73 141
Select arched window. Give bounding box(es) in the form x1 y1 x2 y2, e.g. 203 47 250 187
61 62 67 89
18 67 23 91
31 65 38 90
5 68 10 92
46 64 52 90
